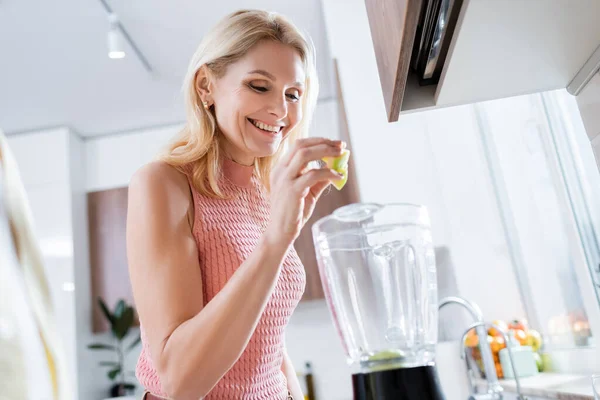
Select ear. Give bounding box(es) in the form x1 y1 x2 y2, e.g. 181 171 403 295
195 66 213 104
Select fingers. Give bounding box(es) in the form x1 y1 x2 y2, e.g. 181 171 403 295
287 143 343 179
292 167 342 195
302 180 331 216
309 180 332 200
283 137 343 167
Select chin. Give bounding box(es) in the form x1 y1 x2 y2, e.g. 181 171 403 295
246 138 283 158
252 143 280 158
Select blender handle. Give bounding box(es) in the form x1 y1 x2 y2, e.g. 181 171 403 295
460 322 527 400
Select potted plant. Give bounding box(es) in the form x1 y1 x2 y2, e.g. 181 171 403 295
88 297 141 398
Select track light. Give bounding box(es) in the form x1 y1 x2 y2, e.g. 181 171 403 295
107 13 125 59
99 0 152 72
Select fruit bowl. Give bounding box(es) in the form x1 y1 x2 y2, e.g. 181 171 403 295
464 319 543 379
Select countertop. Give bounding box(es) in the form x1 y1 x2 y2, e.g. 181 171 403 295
474 373 594 400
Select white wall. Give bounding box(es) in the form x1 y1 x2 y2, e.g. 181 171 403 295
70 130 105 399
86 124 183 192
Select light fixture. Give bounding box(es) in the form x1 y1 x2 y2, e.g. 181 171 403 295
107 13 126 59
99 0 153 72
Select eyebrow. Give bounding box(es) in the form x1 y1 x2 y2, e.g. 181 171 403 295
247 69 305 87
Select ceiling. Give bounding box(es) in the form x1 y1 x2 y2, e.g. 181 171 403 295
0 0 334 137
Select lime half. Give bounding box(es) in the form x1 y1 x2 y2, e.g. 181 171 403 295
323 149 350 190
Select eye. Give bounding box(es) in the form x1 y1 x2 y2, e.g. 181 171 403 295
286 91 301 102
249 83 268 93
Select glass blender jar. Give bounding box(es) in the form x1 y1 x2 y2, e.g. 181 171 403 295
313 203 445 400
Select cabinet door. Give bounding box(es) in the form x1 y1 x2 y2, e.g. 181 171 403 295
364 0 423 122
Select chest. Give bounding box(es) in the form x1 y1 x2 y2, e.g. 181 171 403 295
192 187 306 298
196 189 270 258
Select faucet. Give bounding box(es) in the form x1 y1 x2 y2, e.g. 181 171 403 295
438 296 503 399
460 322 527 400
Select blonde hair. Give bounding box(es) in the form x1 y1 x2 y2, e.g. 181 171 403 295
162 9 319 197
0 132 71 400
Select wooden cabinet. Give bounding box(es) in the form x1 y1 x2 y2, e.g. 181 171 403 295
364 0 423 122
364 0 600 121
88 187 135 333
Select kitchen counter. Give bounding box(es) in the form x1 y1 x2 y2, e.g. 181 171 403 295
474 373 594 399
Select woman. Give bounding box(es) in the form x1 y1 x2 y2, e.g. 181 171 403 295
127 9 345 400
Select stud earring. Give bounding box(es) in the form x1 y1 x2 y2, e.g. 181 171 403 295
202 101 209 109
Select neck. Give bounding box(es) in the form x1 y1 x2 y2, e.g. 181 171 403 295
228 155 255 166
220 139 255 166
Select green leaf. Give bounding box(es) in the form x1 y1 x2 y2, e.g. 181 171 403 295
88 343 116 351
126 334 141 353
123 383 136 390
97 297 115 325
107 366 121 380
113 307 134 340
114 299 126 319
98 361 118 367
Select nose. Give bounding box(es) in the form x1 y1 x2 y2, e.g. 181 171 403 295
267 92 288 120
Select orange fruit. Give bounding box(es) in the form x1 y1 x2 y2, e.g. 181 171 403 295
512 329 528 346
489 320 508 337
464 328 479 347
495 363 504 379
490 336 506 354
508 319 528 331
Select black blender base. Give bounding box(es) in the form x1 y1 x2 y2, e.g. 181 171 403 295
352 365 446 400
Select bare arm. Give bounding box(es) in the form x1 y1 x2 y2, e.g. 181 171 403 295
127 139 343 399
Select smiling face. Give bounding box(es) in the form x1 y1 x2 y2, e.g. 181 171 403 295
197 40 306 165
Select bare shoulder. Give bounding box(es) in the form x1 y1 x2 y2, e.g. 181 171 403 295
130 161 188 192
128 161 192 218
130 161 190 200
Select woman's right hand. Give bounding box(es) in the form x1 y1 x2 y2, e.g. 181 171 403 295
265 137 345 250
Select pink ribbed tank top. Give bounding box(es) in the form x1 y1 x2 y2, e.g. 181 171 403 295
135 158 306 399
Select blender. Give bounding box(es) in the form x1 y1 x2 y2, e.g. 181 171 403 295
312 203 445 400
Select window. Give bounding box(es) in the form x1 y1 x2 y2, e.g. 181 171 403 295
474 90 600 350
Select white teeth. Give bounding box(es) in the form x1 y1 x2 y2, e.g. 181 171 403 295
250 119 281 133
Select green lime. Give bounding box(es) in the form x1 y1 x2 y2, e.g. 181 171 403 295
367 350 406 361
323 149 350 190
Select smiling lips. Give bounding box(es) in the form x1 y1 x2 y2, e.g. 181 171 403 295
248 118 284 134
